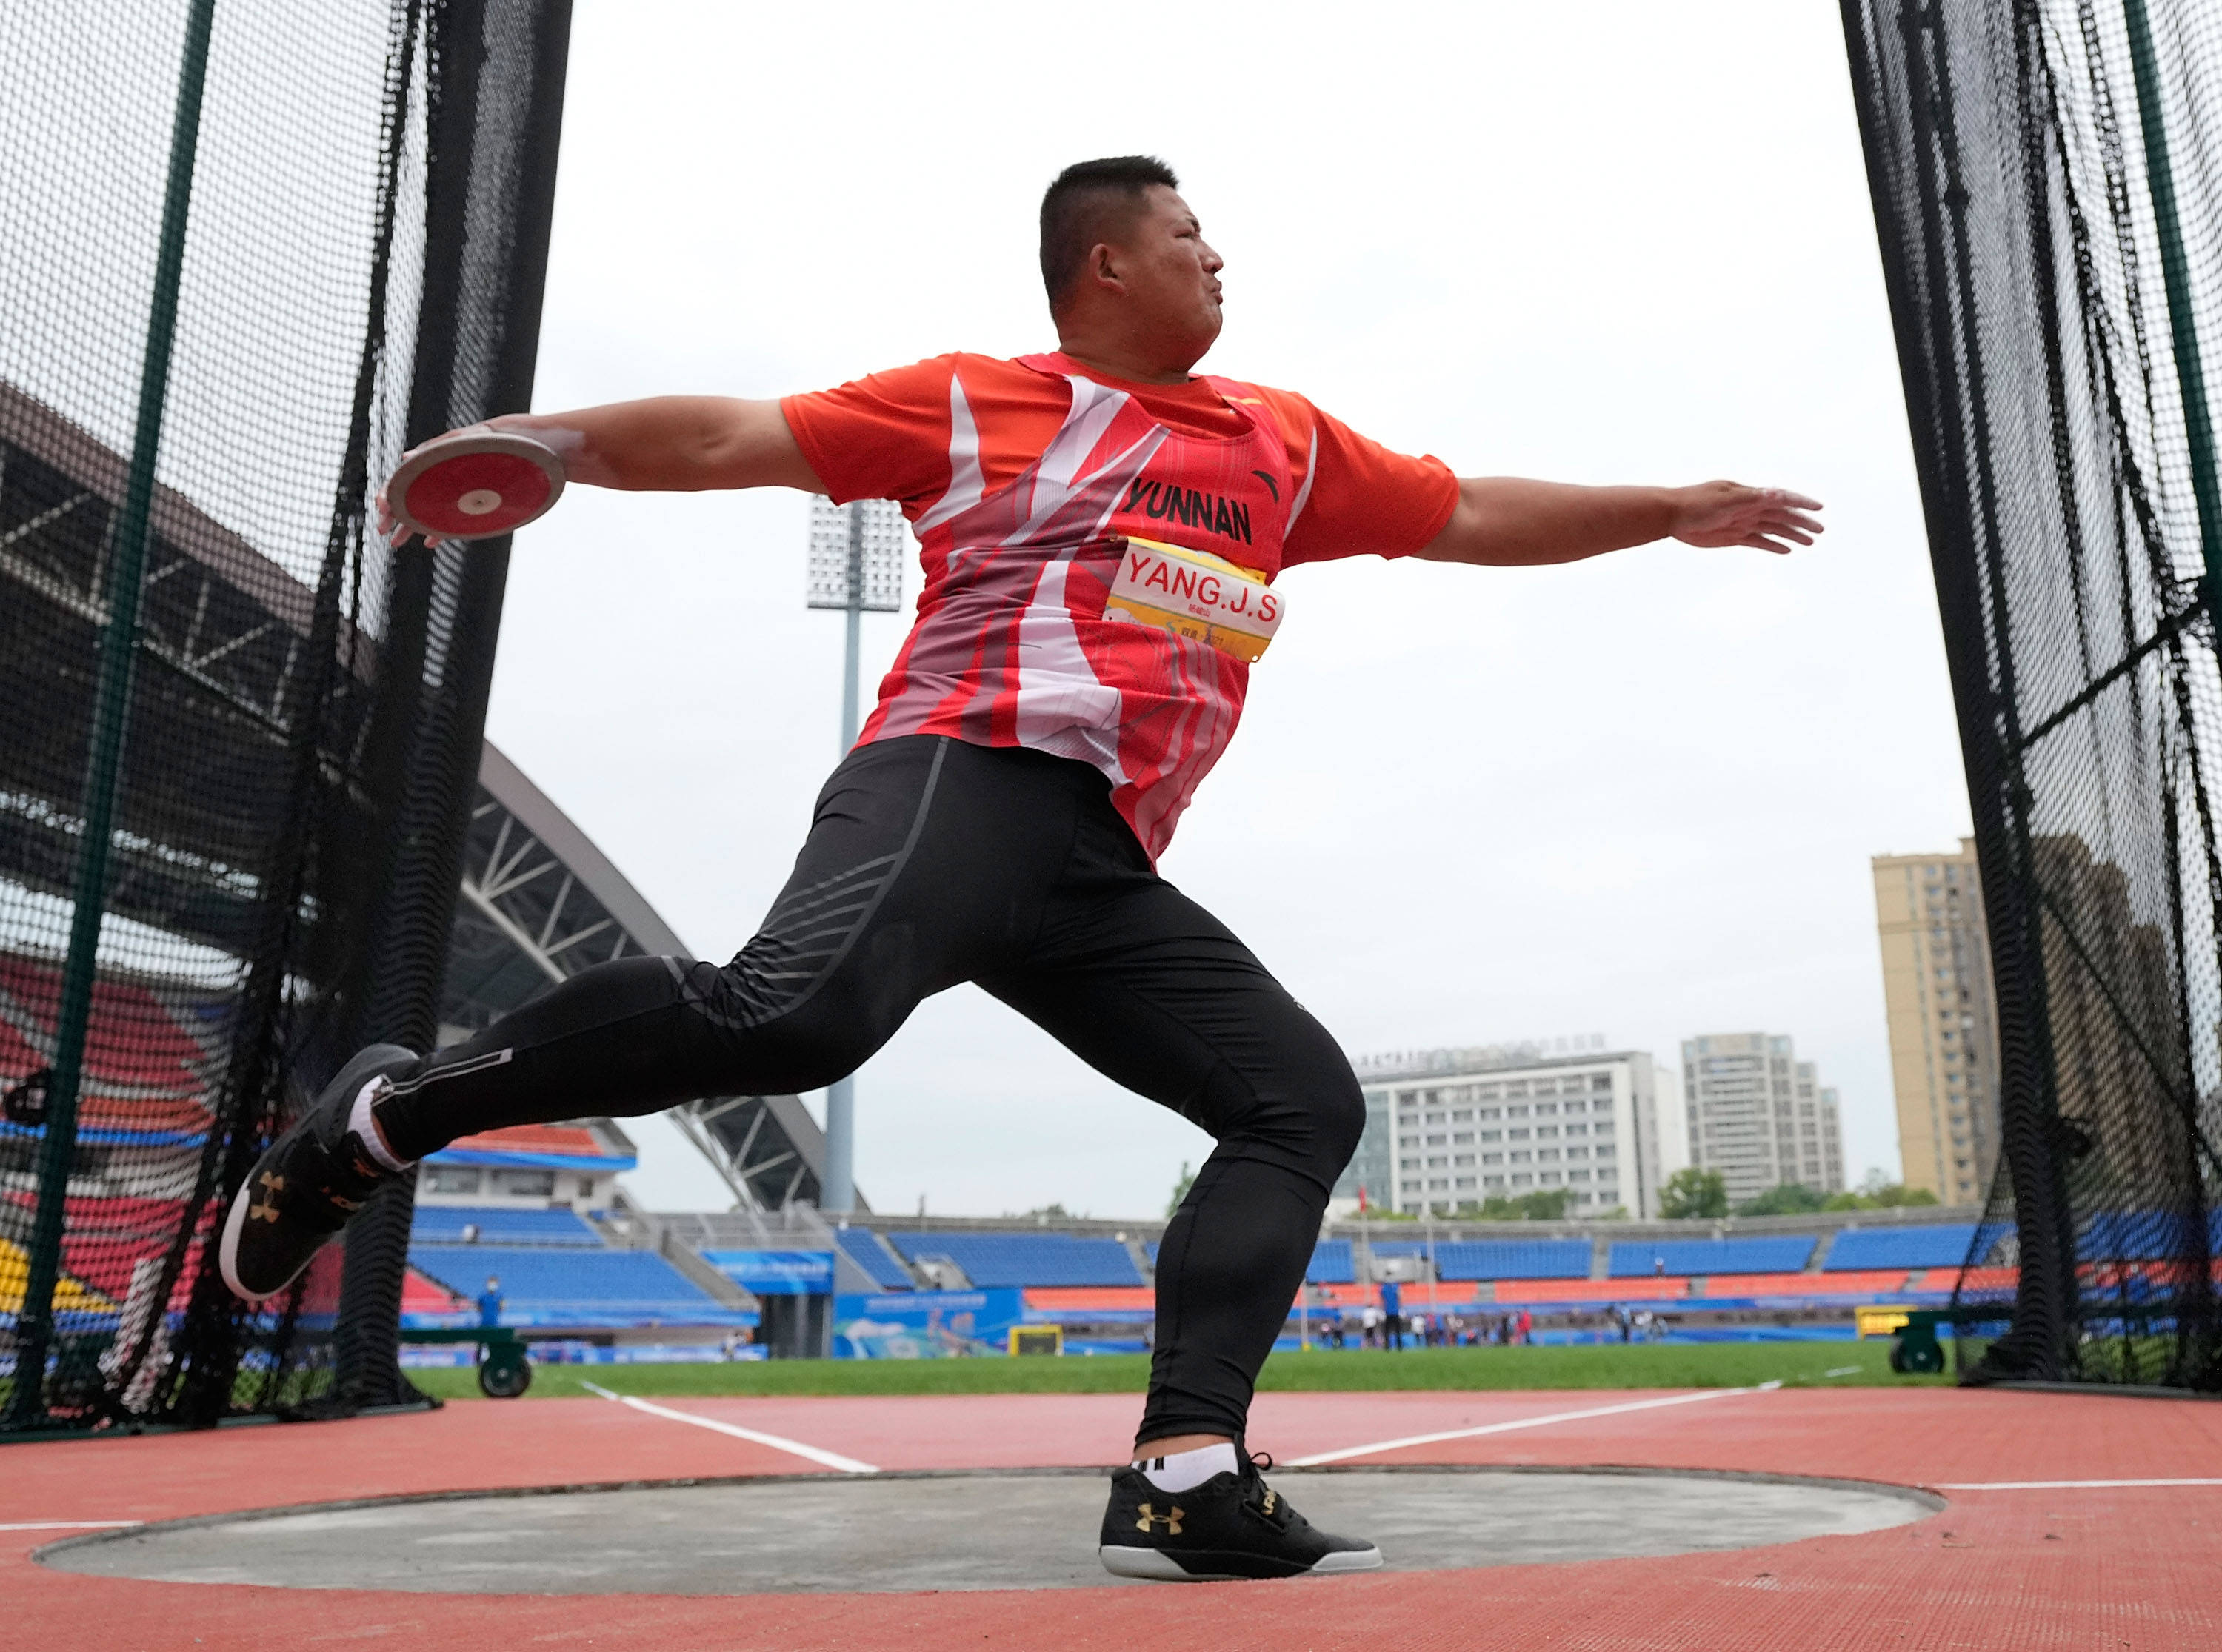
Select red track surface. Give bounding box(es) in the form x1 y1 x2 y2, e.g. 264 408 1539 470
7 1383 2220 1650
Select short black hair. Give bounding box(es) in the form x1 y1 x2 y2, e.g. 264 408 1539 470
1038 155 1180 309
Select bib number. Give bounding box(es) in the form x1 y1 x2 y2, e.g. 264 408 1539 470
1103 536 1284 664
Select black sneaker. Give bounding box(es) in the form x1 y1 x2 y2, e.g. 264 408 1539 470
218 1043 418 1302
1098 1451 1383 1581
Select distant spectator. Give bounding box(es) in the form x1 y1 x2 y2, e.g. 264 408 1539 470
1516 1308 1533 1345
1652 1256 1665 1277
1360 1303 1381 1348
476 1275 503 1328
1380 1279 1404 1351
461 1222 480 1244
1614 1303 1633 1343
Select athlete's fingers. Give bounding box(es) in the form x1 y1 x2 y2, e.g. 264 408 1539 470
1744 533 1796 555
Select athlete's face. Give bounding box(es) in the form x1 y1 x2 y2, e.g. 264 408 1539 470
1111 187 1224 360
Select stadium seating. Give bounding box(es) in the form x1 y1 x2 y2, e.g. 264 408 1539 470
410 1205 603 1247
0 956 213 1094
1609 1235 1818 1277
1180 1237 1355 1283
409 1245 745 1325
1695 1270 1912 1298
838 1227 915 1290
1306 1239 1355 1283
1824 1224 1982 1271
2081 1210 2222 1260
884 1231 1144 1288
1432 1240 1592 1281
1497 1275 1688 1303
444 1123 608 1158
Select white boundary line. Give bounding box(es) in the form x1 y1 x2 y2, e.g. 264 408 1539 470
0 1520 143 1531
1284 1382 1782 1468
579 1381 878 1474
1935 1477 2222 1491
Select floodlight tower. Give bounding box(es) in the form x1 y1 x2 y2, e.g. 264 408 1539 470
805 495 907 1214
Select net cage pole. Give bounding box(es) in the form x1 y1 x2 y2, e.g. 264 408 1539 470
2121 0 2222 1385
1842 0 2222 1390
2125 0 2222 602
322 0 574 1415
1 0 218 1433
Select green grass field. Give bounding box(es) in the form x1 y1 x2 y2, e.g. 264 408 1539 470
408 1337 1949 1402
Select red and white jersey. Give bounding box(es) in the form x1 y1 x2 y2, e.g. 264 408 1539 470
784 352 1456 859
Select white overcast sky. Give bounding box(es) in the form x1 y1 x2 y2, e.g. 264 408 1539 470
483 0 1971 1217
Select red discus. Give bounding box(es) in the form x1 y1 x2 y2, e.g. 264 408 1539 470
385 429 566 541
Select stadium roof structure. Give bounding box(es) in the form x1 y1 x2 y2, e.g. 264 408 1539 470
0 380 844 1214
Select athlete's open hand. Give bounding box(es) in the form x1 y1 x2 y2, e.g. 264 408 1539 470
1669 481 1825 555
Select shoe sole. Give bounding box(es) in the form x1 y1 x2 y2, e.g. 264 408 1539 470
217 1043 416 1303
1098 1543 1383 1582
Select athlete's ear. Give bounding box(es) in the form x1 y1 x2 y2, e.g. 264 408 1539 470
1085 240 1127 295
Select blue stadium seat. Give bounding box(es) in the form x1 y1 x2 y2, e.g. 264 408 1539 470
410 1245 745 1325
1433 1240 1591 1281
410 1205 602 1247
1307 1239 1355 1284
1152 1238 1354 1284
1824 1224 1981 1271
2081 1210 2222 1261
839 1228 915 1290
884 1231 1144 1288
1609 1236 1818 1277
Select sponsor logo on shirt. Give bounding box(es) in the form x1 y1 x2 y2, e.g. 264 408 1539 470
1104 536 1284 665
1120 478 1255 546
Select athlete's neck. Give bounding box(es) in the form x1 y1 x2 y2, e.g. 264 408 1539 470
1052 339 1203 388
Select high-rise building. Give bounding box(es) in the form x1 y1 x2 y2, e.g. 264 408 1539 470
1872 840 2001 1204
1681 1032 1845 1205
1339 1042 1684 1217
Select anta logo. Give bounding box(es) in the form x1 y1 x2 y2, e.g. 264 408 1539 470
1121 478 1255 546
1135 1502 1184 1534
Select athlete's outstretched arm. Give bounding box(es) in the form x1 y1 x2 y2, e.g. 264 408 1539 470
1412 478 1823 566
375 398 824 542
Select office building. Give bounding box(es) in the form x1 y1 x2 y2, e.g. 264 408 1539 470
1872 840 2001 1204
1341 1040 1684 1218
1681 1032 1845 1205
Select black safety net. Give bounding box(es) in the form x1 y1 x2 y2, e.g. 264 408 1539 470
1843 0 2222 1387
0 0 570 1432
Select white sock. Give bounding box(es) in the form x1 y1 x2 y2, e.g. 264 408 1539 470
1131 1442 1239 1492
349 1078 412 1173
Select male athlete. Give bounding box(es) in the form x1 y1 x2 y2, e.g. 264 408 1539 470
222 156 1821 1581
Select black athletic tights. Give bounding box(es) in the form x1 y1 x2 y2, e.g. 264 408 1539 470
373 734 1364 1444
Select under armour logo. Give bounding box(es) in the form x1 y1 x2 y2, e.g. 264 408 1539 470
249 1170 284 1223
1135 1502 1184 1535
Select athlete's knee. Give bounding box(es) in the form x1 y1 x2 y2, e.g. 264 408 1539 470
681 952 894 1093
1194 1046 1364 1186
1312 1062 1367 1166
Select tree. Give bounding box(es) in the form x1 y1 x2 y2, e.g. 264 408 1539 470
1449 1191 1572 1221
1659 1167 1728 1219
1821 1181 1944 1212
1166 1163 1195 1217
1875 1183 1941 1208
1737 1183 1827 1217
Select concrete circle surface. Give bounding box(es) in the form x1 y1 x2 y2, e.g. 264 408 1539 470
42 1467 1939 1594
